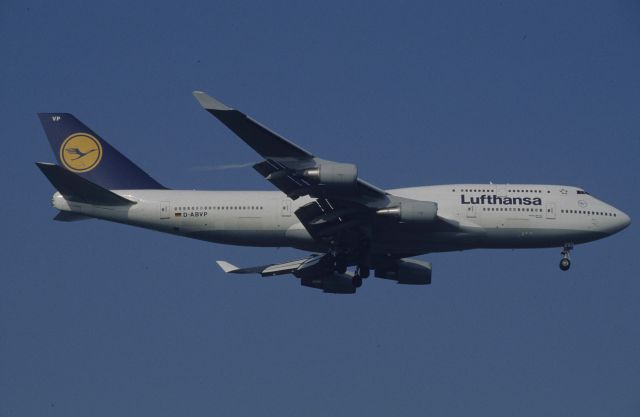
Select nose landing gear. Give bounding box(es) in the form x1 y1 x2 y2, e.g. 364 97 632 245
559 243 573 271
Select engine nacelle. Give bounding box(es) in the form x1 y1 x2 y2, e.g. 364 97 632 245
301 272 356 294
376 201 438 223
375 259 432 285
303 162 357 187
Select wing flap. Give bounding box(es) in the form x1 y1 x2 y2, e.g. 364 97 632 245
253 159 312 197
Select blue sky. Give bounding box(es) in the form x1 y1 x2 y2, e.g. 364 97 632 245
1 1 639 415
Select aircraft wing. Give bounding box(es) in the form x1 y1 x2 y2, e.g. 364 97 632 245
216 254 324 277
193 91 396 252
216 253 433 294
216 254 357 294
216 254 325 277
192 91 387 202
194 91 443 283
192 92 314 159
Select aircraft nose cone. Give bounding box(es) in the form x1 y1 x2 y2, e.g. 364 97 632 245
601 208 631 235
618 211 631 230
608 209 631 234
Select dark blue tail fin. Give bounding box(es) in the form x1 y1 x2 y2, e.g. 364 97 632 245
38 113 166 190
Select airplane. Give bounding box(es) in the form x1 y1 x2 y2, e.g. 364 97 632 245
36 91 631 294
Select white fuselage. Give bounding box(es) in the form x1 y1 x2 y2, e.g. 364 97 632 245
52 183 630 258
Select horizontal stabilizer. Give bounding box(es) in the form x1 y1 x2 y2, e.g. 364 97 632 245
53 211 91 222
36 162 135 206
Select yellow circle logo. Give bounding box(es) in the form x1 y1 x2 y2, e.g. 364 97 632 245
60 133 103 172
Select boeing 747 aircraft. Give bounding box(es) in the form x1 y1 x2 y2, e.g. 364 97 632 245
36 92 630 293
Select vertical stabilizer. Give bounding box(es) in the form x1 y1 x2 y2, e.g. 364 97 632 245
38 113 165 190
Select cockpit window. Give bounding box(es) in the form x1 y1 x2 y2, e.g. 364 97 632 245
577 190 589 195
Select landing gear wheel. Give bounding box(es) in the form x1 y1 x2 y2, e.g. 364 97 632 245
332 253 348 274
356 266 370 279
353 275 363 288
559 242 573 271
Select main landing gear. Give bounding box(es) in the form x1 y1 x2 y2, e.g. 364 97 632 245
333 255 348 274
352 275 363 288
330 256 370 288
352 265 370 288
330 240 371 288
559 243 573 271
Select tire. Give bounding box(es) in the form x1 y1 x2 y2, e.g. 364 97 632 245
353 275 363 288
358 266 370 279
559 258 571 271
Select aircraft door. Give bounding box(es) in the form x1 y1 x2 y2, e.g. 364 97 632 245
281 199 292 217
160 200 171 220
465 204 476 218
545 203 556 219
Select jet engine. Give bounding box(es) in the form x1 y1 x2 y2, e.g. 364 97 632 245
375 258 432 285
302 162 358 187
301 272 356 294
376 201 438 223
